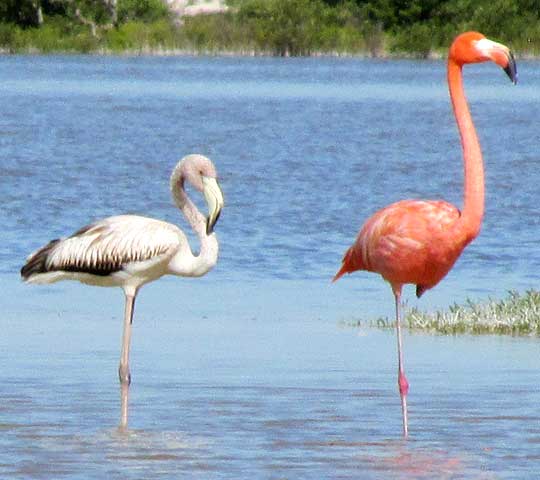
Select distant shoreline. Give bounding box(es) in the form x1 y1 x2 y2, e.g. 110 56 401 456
1 47 538 60
1 1 538 62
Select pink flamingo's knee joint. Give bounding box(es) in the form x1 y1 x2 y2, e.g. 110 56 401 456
398 373 409 396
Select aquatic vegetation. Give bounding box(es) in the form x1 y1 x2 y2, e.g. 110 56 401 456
341 291 540 336
404 291 540 336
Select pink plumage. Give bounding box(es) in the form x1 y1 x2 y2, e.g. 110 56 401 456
334 32 517 436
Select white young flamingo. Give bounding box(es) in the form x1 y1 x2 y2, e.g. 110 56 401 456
21 154 224 429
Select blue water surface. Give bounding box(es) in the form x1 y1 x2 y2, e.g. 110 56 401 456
1 54 540 479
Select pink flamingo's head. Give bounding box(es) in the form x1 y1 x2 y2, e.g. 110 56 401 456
449 31 517 84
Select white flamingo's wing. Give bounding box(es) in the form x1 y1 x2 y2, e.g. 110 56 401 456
21 215 184 280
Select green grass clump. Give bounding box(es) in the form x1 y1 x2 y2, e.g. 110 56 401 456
104 20 178 52
342 291 540 336
405 290 540 336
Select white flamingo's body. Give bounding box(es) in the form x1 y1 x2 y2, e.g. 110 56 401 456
24 213 218 290
21 154 224 429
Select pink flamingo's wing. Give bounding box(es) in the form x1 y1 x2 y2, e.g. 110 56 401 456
334 199 469 294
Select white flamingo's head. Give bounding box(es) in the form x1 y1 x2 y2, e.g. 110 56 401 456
176 154 224 235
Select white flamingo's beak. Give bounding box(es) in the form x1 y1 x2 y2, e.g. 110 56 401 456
202 176 224 235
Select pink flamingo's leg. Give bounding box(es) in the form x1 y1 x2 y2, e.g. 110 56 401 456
393 287 409 437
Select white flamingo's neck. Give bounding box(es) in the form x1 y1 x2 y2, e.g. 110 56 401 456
168 165 219 277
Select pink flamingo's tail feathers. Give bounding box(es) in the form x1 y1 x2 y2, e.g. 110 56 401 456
332 263 349 282
333 245 363 282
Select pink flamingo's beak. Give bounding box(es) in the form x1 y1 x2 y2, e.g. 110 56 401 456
503 51 518 84
475 38 517 84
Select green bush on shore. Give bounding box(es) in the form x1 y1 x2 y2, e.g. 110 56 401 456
105 20 174 52
0 17 99 53
0 0 539 56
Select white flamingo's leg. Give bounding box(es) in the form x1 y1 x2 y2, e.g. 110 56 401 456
119 289 136 430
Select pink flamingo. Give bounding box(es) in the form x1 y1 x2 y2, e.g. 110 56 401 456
334 32 517 436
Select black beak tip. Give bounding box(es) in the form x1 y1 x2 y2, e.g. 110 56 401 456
206 218 214 235
504 52 518 85
206 210 221 235
505 66 518 85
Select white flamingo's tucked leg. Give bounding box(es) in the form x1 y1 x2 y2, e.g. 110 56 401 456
119 288 137 430
393 287 409 437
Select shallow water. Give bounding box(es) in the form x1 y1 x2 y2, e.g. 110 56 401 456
1 54 540 478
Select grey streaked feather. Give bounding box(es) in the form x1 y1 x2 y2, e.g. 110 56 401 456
21 215 181 280
20 238 61 279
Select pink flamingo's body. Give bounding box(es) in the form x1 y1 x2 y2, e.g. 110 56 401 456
334 32 517 436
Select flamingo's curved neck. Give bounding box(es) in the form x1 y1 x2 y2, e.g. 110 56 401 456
448 59 484 241
169 167 219 277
